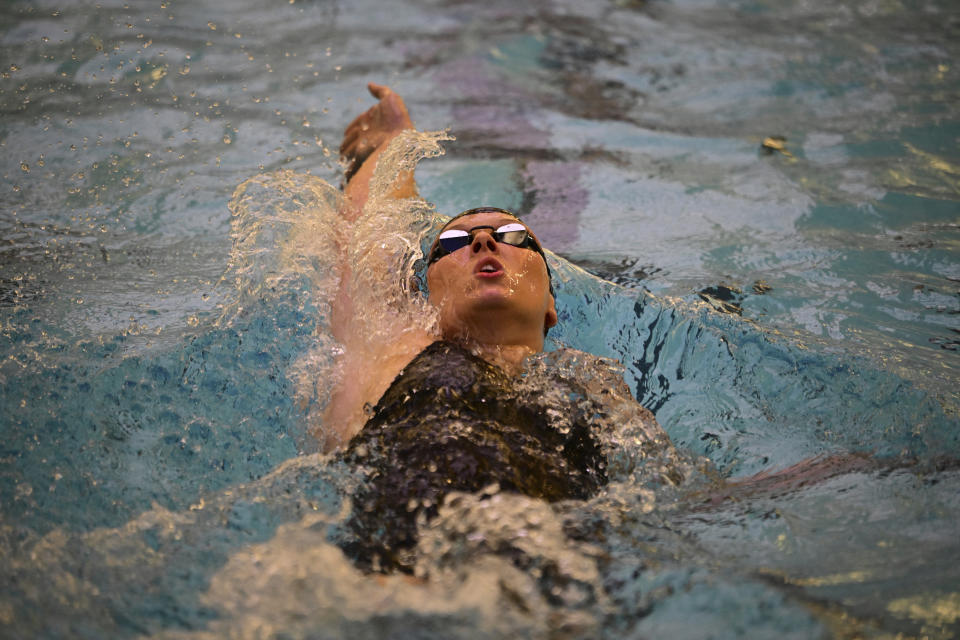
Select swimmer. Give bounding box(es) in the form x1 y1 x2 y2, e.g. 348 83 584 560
325 83 567 450
325 83 881 574
327 84 674 571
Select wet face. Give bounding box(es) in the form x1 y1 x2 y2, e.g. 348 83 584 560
426 211 557 349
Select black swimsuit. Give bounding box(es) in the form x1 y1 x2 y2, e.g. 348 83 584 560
338 341 608 572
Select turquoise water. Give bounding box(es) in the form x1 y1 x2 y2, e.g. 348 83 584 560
1 0 958 637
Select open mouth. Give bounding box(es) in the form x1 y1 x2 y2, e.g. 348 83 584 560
475 257 504 277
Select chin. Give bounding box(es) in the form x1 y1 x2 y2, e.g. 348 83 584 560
468 291 516 311
473 280 520 298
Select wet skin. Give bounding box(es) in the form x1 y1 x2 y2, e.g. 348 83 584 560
325 84 558 449
426 211 558 352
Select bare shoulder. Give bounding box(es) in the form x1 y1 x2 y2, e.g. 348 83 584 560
318 328 435 452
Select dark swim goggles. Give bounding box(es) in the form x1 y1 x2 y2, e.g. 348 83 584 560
426 207 555 298
426 221 545 265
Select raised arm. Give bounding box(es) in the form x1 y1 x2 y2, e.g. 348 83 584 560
340 82 419 217
319 83 435 451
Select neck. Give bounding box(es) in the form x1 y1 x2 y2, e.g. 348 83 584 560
443 330 541 375
469 340 538 376
436 306 547 373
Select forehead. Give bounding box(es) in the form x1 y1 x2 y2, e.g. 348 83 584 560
441 211 523 232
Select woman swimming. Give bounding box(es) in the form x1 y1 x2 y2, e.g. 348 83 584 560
324 84 679 571
323 84 878 574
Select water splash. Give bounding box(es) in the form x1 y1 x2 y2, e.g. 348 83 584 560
222 130 451 449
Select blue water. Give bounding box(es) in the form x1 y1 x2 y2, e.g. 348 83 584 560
1 0 958 637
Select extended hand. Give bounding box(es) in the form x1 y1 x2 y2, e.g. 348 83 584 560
340 83 414 181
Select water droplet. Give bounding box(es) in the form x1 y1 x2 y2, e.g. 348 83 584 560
20 162 29 172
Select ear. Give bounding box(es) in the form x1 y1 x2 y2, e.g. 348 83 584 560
545 294 558 329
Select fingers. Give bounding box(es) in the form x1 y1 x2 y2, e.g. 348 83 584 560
368 82 391 99
344 104 376 133
340 131 358 157
339 82 411 166
340 116 379 160
341 133 372 157
368 82 411 125
339 130 360 157
341 110 377 151
341 119 367 147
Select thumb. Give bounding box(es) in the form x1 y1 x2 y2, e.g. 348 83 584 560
368 82 391 99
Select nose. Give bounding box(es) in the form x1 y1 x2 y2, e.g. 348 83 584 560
471 229 499 254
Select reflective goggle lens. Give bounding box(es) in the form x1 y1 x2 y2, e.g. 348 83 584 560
435 222 530 256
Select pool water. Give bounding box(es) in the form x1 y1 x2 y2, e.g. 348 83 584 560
1 0 958 637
